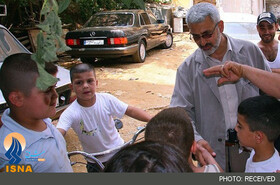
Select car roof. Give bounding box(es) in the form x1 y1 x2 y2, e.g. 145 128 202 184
221 12 258 23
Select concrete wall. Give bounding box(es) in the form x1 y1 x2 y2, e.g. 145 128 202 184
172 0 193 8
217 0 264 16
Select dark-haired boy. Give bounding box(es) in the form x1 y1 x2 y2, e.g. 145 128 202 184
236 95 280 172
56 63 151 172
0 53 73 172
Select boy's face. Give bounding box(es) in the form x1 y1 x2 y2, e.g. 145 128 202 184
22 84 58 119
235 114 255 147
71 71 98 103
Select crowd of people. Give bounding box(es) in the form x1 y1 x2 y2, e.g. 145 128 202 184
0 2 280 173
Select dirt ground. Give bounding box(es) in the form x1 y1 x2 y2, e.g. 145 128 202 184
56 32 198 172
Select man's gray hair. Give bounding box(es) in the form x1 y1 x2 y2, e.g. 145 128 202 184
186 3 220 25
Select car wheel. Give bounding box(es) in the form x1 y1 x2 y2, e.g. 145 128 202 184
132 40 146 63
80 57 96 63
161 32 173 49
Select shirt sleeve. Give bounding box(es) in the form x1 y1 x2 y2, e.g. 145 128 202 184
56 103 77 131
170 65 203 142
204 164 220 173
104 93 128 118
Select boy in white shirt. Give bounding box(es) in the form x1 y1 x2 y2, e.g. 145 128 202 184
236 95 280 172
56 63 151 172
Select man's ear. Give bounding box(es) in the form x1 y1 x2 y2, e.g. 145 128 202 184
255 131 264 144
8 91 24 107
218 20 224 33
70 83 73 91
96 79 99 87
275 23 279 31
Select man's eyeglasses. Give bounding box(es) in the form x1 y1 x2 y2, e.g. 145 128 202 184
190 22 220 41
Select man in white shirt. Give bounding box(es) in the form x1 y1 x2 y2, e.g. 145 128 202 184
257 12 280 73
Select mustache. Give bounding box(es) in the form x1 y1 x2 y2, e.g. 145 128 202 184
199 43 213 49
262 34 273 37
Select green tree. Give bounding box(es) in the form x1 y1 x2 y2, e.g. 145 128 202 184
61 0 145 29
0 0 150 28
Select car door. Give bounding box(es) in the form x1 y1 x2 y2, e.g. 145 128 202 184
146 11 167 46
139 12 158 50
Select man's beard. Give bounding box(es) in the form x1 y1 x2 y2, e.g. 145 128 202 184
201 30 222 56
261 33 275 43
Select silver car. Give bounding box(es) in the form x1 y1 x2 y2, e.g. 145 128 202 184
0 24 73 119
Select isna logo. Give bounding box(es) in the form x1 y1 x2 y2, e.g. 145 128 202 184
4 132 26 164
3 132 33 172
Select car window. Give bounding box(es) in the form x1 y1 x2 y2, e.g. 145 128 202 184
86 13 134 27
140 13 151 25
139 14 145 25
147 12 157 24
0 27 28 63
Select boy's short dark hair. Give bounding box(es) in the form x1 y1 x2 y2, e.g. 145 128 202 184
238 95 280 142
70 63 95 82
0 53 38 104
104 141 192 172
145 107 194 159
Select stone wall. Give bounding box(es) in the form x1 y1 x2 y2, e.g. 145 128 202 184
266 0 280 20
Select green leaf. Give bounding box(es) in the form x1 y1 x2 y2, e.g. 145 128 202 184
56 36 71 53
33 32 45 65
46 11 56 27
41 0 51 16
51 0 59 14
36 62 58 91
58 0 71 14
36 23 50 33
33 0 70 90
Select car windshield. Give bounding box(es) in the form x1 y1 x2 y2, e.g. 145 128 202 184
224 22 260 41
85 13 134 27
0 27 28 63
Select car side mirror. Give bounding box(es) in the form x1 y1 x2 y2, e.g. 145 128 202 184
156 20 164 24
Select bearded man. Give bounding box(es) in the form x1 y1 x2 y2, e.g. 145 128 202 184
170 3 271 172
257 12 280 74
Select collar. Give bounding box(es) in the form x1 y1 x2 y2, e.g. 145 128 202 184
1 109 54 149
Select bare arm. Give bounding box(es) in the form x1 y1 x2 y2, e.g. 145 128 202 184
203 61 280 98
125 106 152 122
242 65 280 98
271 68 280 74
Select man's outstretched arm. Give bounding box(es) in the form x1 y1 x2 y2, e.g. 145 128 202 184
203 61 280 98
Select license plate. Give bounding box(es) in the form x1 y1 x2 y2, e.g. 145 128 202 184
84 40 104 45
